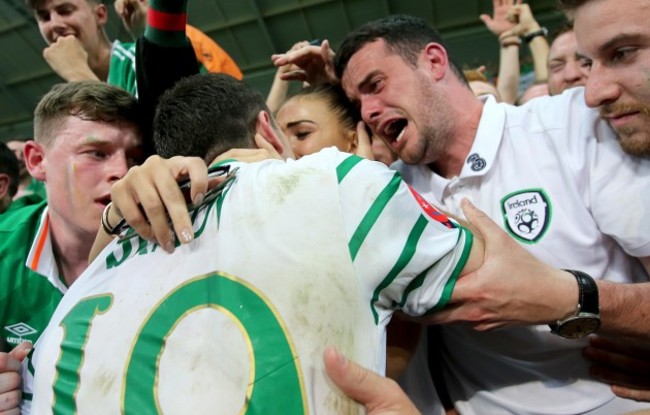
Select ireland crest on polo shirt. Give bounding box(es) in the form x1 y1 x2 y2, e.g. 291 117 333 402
500 189 552 244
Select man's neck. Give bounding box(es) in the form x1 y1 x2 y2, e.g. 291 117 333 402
88 38 112 82
429 97 484 179
48 214 94 287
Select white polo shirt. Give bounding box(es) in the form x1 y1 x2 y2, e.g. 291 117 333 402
395 88 650 415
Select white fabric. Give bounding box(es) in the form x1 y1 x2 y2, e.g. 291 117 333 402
394 89 650 415
28 148 471 414
25 207 67 294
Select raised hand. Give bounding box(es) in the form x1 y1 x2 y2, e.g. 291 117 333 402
114 0 148 38
271 39 338 86
479 0 522 37
43 35 99 82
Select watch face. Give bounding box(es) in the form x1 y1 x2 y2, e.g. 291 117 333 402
556 316 601 339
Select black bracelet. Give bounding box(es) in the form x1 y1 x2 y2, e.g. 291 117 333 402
521 27 548 43
101 202 119 235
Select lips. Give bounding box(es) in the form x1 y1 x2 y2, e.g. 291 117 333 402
95 195 111 207
603 111 640 129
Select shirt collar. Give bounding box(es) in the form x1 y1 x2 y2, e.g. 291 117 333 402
458 94 506 178
26 207 67 294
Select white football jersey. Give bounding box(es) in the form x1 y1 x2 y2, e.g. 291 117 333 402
28 148 471 415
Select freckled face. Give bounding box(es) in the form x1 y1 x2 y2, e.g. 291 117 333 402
41 115 141 236
276 96 356 159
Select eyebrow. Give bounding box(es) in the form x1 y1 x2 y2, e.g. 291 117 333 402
285 119 317 129
356 70 381 93
598 33 645 54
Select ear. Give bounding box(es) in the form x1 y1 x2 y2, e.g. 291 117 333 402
94 2 108 25
255 111 292 159
422 42 449 81
0 174 9 200
343 128 358 154
24 141 47 181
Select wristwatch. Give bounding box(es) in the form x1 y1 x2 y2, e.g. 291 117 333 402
522 27 548 43
549 270 601 339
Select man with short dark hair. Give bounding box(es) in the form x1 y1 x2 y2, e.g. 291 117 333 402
27 72 486 414
330 13 650 415
0 81 142 353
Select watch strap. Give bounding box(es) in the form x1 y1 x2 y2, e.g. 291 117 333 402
565 269 599 315
521 27 548 43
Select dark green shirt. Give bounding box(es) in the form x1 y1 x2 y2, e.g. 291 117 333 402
0 201 64 350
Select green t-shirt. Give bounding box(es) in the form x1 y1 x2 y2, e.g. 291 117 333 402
0 201 64 350
107 40 138 96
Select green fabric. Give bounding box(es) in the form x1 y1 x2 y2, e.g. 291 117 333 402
25 178 46 201
0 201 64 349
5 193 44 213
107 40 206 96
144 0 189 47
107 41 138 96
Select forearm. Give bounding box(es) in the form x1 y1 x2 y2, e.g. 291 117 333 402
597 280 650 340
266 71 291 115
136 0 198 155
496 39 520 104
528 36 549 82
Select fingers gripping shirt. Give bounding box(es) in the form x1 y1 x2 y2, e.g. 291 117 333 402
27 148 471 414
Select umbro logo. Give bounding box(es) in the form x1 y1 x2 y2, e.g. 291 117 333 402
5 322 37 337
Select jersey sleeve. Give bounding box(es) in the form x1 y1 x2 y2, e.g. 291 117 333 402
334 153 473 323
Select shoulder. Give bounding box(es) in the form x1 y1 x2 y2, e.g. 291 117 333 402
0 201 46 234
111 40 137 56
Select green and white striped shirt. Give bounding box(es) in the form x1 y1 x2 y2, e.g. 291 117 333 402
28 148 472 414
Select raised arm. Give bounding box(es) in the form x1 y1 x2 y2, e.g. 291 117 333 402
479 0 522 105
135 0 198 154
114 0 148 39
266 40 310 114
271 39 338 86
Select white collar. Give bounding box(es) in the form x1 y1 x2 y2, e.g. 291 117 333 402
26 207 67 294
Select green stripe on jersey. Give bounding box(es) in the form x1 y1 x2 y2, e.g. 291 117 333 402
348 172 401 261
369 214 429 324
426 227 473 314
336 154 363 183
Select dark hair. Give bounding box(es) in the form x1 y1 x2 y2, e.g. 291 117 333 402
556 0 590 12
334 14 467 85
0 142 19 197
154 73 267 162
549 23 574 46
34 81 141 146
287 84 360 131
